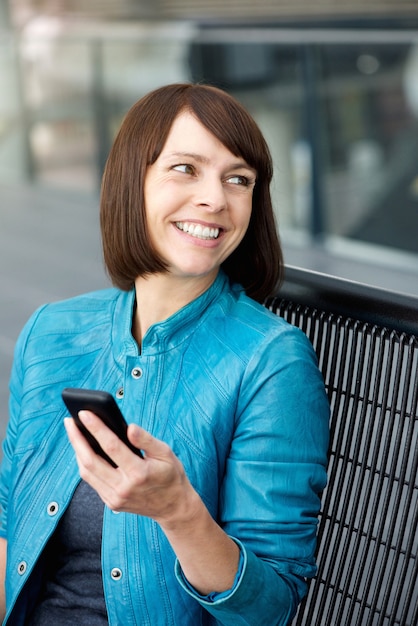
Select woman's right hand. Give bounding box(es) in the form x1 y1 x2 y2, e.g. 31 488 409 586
64 412 199 525
64 412 240 596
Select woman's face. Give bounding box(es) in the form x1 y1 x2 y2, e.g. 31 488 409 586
143 111 256 285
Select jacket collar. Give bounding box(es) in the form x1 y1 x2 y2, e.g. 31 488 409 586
111 271 230 361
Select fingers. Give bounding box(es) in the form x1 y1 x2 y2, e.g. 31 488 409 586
126 423 172 461
64 414 115 475
64 415 100 463
65 410 131 469
64 414 129 508
79 410 126 465
64 412 187 518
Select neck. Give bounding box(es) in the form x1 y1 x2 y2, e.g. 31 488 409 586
133 272 218 344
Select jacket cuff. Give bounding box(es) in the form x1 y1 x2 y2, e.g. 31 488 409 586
174 537 295 625
175 536 246 603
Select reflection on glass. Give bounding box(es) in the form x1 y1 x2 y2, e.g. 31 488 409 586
1 24 417 257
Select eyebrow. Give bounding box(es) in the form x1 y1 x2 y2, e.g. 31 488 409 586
169 151 209 164
167 151 256 173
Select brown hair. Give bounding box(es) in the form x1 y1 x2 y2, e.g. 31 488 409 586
100 83 283 302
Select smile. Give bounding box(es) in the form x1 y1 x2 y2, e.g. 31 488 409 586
176 222 220 240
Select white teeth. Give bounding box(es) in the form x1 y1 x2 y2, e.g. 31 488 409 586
176 222 220 240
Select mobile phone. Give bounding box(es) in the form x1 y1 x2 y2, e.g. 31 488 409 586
62 387 143 467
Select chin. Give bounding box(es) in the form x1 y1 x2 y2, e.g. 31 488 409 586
173 264 219 280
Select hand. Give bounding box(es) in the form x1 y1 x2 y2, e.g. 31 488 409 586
64 412 200 527
65 411 240 595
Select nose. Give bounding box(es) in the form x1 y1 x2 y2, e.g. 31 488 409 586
194 175 226 212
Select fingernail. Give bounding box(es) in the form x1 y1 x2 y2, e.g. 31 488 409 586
78 410 92 424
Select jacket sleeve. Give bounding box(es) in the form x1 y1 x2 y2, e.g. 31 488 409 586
0 306 47 538
176 324 330 625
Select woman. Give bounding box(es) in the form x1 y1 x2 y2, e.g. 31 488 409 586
0 83 329 625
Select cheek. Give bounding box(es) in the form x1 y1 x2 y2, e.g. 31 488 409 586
231 206 252 250
240 199 253 231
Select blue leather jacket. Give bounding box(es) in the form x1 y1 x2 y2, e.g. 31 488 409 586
0 272 329 625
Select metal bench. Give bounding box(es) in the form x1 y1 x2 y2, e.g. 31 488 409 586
266 266 418 626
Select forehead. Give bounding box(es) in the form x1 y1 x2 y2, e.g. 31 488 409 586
159 110 254 172
162 111 224 150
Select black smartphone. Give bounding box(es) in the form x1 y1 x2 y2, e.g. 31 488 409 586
62 387 143 467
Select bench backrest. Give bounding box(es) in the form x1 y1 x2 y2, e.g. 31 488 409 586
266 267 418 626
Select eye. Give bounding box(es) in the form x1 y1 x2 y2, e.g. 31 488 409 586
225 174 252 187
172 163 195 175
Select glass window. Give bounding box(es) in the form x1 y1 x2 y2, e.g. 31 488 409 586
188 40 306 230
1 22 417 263
318 42 418 254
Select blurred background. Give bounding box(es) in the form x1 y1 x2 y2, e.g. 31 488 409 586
1 0 418 432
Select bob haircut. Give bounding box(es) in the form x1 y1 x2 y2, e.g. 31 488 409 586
100 83 283 302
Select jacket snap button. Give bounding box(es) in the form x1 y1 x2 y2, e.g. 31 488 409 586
111 567 122 580
17 561 27 575
47 502 59 516
131 368 142 379
116 387 124 398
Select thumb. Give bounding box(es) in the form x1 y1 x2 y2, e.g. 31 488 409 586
127 424 171 459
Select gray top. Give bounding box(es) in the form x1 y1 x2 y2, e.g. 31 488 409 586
28 480 108 624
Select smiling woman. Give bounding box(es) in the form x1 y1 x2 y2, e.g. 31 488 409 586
138 110 256 310
0 83 329 626
100 83 281 303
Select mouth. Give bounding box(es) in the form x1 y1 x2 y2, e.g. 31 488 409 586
175 221 221 240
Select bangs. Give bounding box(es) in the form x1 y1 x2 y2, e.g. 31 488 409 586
187 88 273 181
